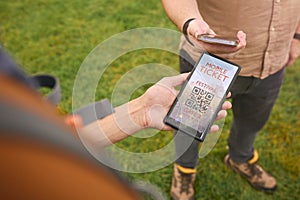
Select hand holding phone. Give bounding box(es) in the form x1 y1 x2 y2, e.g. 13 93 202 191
198 35 238 47
164 52 240 141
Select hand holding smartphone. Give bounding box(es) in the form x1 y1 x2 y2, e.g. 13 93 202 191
164 52 240 141
198 35 238 47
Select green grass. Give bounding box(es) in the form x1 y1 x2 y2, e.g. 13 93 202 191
1 0 299 199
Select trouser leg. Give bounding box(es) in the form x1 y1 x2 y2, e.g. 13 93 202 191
228 68 285 163
174 131 200 168
174 49 199 168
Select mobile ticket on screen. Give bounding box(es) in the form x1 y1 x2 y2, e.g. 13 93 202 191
164 52 240 141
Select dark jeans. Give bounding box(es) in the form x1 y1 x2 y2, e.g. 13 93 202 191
174 50 285 167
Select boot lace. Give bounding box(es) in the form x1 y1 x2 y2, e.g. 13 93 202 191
179 173 193 194
249 163 263 179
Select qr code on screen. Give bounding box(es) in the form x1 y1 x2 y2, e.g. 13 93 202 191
185 86 214 113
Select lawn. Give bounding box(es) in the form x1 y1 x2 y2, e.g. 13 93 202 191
1 0 299 199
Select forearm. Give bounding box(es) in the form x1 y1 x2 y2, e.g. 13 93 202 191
79 98 146 148
78 74 189 150
161 0 202 31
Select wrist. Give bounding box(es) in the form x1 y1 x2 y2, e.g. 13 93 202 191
128 97 148 129
182 18 196 35
182 18 196 46
110 99 146 136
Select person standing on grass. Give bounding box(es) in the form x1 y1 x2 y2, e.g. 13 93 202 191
161 0 300 199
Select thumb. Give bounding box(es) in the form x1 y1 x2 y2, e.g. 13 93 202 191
158 73 189 88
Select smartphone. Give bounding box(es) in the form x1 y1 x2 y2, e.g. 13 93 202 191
164 52 240 141
198 35 238 47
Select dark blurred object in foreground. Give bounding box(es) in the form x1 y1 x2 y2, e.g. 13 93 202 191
0 48 141 200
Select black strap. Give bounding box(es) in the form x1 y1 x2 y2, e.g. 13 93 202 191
30 74 61 105
182 18 196 46
294 33 300 40
0 47 61 105
0 46 113 125
73 99 115 126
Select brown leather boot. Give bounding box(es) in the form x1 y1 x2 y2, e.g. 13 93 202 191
170 164 196 200
224 154 277 192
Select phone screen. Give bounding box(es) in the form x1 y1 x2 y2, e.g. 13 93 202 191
164 52 240 141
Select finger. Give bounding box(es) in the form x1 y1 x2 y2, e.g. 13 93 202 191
215 110 228 121
207 28 216 36
158 73 189 87
226 92 231 98
286 57 295 67
286 59 292 67
162 125 175 131
222 101 232 110
195 29 216 39
210 124 219 133
236 30 247 48
189 18 217 42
